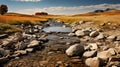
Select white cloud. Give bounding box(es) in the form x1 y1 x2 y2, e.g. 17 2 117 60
14 4 120 15
12 0 41 2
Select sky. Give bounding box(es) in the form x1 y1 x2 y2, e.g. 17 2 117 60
0 0 120 15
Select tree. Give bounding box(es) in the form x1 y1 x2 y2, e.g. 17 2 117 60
35 12 48 15
0 4 8 15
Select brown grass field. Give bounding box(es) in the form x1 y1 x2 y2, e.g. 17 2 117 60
0 10 120 34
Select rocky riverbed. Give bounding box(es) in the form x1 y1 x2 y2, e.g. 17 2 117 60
0 19 120 67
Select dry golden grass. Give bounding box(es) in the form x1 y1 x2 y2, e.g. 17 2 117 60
37 10 120 24
57 15 120 24
0 14 46 33
0 15 47 24
0 10 120 34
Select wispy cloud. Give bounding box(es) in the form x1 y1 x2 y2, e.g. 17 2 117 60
14 4 120 15
12 0 41 2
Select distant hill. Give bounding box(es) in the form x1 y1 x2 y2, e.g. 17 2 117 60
72 9 120 16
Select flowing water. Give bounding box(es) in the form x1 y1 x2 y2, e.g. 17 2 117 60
43 26 72 33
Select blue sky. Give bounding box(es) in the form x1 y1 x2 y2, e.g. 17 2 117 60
0 0 120 15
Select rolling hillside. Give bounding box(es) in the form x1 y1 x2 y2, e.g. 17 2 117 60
72 9 120 16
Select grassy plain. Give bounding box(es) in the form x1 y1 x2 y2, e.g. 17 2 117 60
0 10 120 34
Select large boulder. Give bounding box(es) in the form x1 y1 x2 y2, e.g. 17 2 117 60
85 57 101 67
66 44 84 56
97 48 116 60
97 51 110 60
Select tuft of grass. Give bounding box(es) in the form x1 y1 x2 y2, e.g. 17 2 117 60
0 23 22 34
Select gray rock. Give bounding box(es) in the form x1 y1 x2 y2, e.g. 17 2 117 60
39 61 48 66
107 35 116 41
15 42 27 50
79 21 86 24
38 26 43 30
114 47 120 54
33 29 39 33
34 25 39 29
97 50 114 60
25 48 34 53
85 57 100 67
107 48 116 55
111 65 117 67
82 28 92 35
89 31 99 37
48 52 55 55
108 61 120 67
0 55 9 63
70 58 82 63
114 41 120 47
66 44 84 56
102 46 109 51
80 36 90 42
100 23 106 26
11 53 20 58
14 57 20 60
4 50 10 56
2 40 10 46
96 33 105 40
22 33 32 39
59 37 64 39
88 43 98 50
68 33 75 36
28 28 34 34
0 34 8 38
116 36 120 41
27 40 40 48
84 45 91 50
75 30 85 37
0 48 5 56
85 58 92 66
83 50 97 58
32 34 36 38
62 25 66 28
0 45 2 48
14 50 27 55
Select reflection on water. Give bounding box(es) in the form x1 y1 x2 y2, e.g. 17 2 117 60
43 27 72 33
